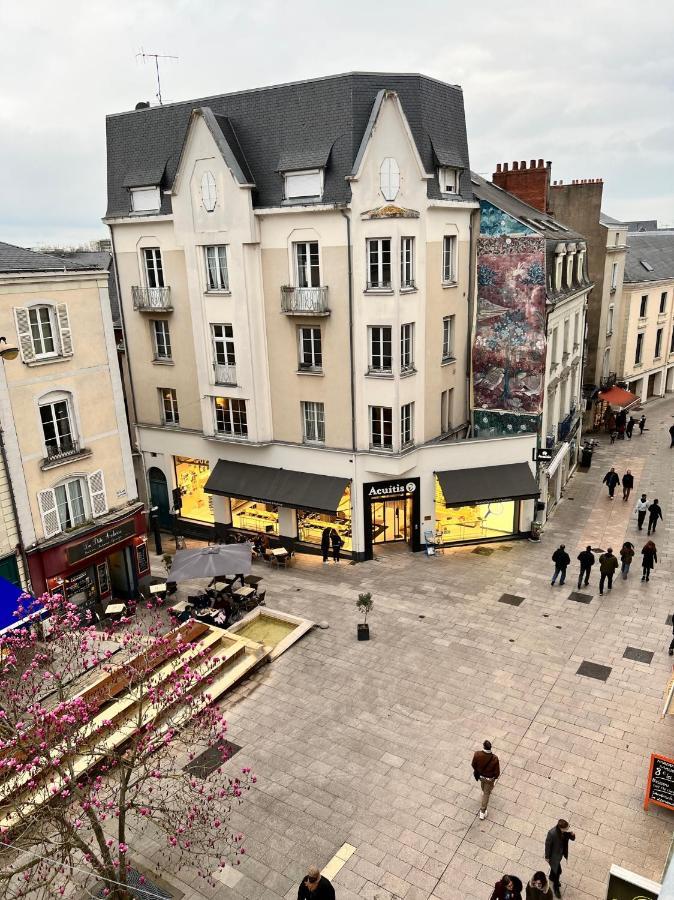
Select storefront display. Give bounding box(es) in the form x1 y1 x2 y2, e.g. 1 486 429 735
231 499 279 534
362 478 421 559
297 488 352 551
174 457 214 524
434 479 517 543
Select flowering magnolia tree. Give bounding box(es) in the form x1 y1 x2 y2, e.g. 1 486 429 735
0 592 254 899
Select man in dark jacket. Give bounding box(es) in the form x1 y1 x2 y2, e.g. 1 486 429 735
298 866 335 900
598 548 619 595
551 545 570 586
602 467 620 499
472 739 500 820
577 546 595 589
621 470 634 502
648 499 663 535
544 819 575 898
670 423 674 448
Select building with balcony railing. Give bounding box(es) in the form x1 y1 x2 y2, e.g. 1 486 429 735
132 286 172 311
280 286 329 316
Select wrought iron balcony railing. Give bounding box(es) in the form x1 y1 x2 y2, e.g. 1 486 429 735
280 286 329 315
132 286 173 311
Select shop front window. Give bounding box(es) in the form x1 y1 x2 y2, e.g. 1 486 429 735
174 457 214 524
296 487 352 551
434 479 516 543
231 499 279 534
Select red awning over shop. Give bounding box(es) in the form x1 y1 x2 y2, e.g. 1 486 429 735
598 386 639 408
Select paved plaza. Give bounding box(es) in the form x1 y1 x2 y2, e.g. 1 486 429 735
148 396 674 900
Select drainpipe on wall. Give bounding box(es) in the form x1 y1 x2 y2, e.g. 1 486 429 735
339 208 357 452
0 429 30 591
465 206 480 436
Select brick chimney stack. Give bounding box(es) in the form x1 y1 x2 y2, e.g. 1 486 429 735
492 158 552 213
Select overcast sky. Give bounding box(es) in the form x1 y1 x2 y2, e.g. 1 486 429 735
1 0 672 247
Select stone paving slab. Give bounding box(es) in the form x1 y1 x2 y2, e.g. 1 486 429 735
141 396 674 900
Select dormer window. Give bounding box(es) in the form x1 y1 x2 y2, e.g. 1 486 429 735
565 248 575 289
439 167 459 194
284 169 323 201
130 186 161 213
555 252 564 292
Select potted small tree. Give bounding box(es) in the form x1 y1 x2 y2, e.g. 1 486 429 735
356 592 373 641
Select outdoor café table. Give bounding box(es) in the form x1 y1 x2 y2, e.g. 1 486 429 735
150 583 167 595
232 586 255 599
105 602 127 621
169 599 188 613
269 548 287 557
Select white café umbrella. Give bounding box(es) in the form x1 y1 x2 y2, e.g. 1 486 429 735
167 544 252 583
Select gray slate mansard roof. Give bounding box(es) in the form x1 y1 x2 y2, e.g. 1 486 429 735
0 241 94 274
599 212 624 227
49 249 121 327
105 72 472 218
625 232 674 284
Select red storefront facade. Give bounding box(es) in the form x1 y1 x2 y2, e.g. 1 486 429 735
26 504 149 608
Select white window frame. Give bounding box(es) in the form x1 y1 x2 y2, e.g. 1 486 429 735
294 242 321 288
442 315 455 361
442 235 457 284
39 393 76 456
214 397 248 437
204 245 229 292
130 187 160 213
439 167 459 194
284 169 323 201
400 402 414 448
400 237 415 289
301 401 325 444
152 320 172 360
369 406 393 450
211 323 235 366
160 388 179 425
28 305 58 359
298 327 322 371
368 326 392 374
144 248 164 289
400 323 415 373
366 238 392 290
54 477 88 531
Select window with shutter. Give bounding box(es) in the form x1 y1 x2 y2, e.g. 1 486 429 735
13 307 36 362
379 158 400 202
87 470 108 518
38 488 61 538
56 304 73 357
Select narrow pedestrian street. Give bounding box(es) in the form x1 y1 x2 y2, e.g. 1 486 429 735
143 396 674 900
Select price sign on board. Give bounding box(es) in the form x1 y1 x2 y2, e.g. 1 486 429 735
644 752 674 811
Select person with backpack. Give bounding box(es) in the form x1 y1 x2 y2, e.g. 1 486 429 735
576 546 595 589
551 545 571 586
641 541 657 582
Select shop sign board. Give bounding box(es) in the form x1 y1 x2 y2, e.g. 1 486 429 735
67 519 136 566
605 864 659 900
644 752 674 812
366 479 417 498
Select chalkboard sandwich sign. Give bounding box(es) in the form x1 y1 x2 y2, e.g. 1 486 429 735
644 752 674 811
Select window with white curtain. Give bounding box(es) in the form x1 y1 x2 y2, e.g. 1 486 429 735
400 237 415 288
294 242 320 287
204 246 229 291
54 478 87 530
143 248 164 288
442 315 455 361
302 401 325 444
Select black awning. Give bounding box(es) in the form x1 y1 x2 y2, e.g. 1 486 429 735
436 463 539 506
204 460 350 514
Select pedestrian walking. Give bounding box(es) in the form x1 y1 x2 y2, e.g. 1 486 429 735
621 469 634 502
668 614 674 656
638 414 646 434
598 548 618 595
616 409 627 431
544 819 575 898
635 494 648 530
670 423 674 448
602 467 620 499
551 545 570 586
329 527 343 563
641 540 657 582
471 739 500 820
626 417 635 439
526 872 553 900
619 541 635 579
320 526 331 564
576 546 595 589
647 499 663 535
490 875 523 900
298 865 335 899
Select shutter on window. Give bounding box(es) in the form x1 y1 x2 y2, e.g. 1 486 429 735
56 304 73 357
13 308 35 362
87 469 108 518
38 489 60 538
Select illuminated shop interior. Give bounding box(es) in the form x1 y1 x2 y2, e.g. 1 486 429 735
297 487 352 551
231 499 279 534
434 478 516 543
174 457 214 523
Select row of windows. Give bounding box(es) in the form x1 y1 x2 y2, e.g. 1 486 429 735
549 312 582 364
141 235 458 297
634 327 674 365
553 246 586 294
638 291 669 319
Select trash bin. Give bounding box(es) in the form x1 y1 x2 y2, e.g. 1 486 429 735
581 447 593 468
530 521 543 542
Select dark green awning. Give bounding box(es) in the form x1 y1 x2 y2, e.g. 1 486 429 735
436 463 539 506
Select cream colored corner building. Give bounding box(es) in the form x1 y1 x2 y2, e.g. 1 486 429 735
106 75 538 560
0 245 143 602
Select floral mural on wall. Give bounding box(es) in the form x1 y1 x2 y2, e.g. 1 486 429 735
473 232 547 422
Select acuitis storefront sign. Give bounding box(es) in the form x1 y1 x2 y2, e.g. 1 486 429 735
367 480 416 498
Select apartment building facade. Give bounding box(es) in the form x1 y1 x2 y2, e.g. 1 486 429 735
0 242 145 607
106 74 538 560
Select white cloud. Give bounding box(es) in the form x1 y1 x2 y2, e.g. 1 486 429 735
0 0 673 244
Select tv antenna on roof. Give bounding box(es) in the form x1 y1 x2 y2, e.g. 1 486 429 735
136 49 179 105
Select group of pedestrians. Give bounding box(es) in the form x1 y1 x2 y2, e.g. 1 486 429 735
473 742 574 899
609 411 645 442
553 539 657 591
601 466 634 501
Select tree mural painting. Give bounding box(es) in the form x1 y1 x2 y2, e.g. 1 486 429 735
473 235 547 415
0 592 254 899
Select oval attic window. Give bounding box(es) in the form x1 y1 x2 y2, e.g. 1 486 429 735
379 158 400 202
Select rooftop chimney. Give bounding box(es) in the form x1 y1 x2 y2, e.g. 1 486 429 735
492 158 552 213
